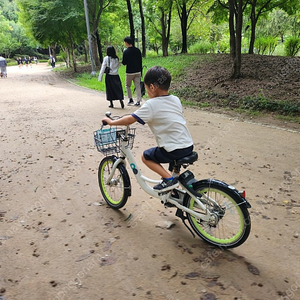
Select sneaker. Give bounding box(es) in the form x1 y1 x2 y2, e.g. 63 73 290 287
153 177 179 192
134 102 140 106
127 99 134 105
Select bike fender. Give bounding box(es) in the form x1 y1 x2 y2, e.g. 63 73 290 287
186 178 251 209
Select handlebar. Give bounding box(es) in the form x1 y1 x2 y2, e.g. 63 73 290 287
102 112 132 127
102 111 113 126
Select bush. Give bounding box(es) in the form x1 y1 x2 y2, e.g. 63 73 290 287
189 41 213 54
218 41 229 53
55 55 65 62
254 36 278 55
239 95 300 116
6 58 14 66
284 37 300 57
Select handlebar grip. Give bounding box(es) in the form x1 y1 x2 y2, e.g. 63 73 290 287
105 111 112 118
102 120 108 126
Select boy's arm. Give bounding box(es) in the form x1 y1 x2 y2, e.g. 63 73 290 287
102 115 137 126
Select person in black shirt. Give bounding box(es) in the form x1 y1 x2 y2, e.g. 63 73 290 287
122 36 143 106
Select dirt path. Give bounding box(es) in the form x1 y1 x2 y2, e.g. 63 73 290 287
1 63 300 300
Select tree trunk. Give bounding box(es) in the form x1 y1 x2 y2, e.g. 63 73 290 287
50 45 57 60
68 32 77 72
248 0 257 54
228 0 236 60
180 4 188 53
126 0 135 46
166 5 172 56
138 0 146 57
161 12 168 57
233 0 243 78
65 47 71 68
229 0 243 79
84 40 88 63
231 0 243 78
95 29 103 64
91 32 100 66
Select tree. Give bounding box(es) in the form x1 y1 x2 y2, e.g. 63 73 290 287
213 0 246 77
244 0 299 53
0 0 18 22
86 0 113 66
256 9 292 42
146 0 173 56
17 0 86 71
175 0 200 53
248 0 279 53
0 14 11 56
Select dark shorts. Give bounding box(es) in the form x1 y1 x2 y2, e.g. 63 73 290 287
143 145 194 171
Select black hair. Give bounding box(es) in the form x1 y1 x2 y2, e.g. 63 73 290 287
124 36 133 45
106 46 118 59
144 66 171 91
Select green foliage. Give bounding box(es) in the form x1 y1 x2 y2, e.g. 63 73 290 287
207 0 228 24
74 72 106 91
218 40 229 53
143 55 200 79
273 42 285 56
188 41 214 54
0 0 18 22
17 0 86 47
221 93 300 116
254 36 278 55
255 8 300 51
284 37 300 56
239 95 300 116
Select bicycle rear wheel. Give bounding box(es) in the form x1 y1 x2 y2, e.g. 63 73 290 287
184 180 251 249
98 156 131 209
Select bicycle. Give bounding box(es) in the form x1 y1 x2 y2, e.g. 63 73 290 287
94 112 251 249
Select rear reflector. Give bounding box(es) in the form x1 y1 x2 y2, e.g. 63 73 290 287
239 190 246 198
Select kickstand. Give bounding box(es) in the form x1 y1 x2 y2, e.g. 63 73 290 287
175 208 195 238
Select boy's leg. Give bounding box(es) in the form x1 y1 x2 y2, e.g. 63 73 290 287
142 148 180 191
142 155 170 178
142 154 178 191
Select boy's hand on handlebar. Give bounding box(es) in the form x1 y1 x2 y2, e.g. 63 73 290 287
102 117 113 126
102 115 137 126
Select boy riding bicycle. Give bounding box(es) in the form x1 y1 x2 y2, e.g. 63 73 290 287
102 66 194 192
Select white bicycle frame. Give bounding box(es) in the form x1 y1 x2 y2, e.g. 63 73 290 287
105 126 216 222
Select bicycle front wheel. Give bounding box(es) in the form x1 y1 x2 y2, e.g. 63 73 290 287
185 180 251 249
98 156 131 209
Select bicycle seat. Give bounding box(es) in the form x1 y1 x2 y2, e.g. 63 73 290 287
175 151 198 166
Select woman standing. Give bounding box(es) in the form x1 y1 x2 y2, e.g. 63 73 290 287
98 46 124 108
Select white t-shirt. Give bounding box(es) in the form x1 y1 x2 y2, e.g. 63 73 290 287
132 95 193 152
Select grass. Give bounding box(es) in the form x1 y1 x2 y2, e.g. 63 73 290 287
71 54 211 95
77 55 197 95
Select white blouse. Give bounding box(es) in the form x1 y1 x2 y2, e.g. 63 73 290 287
98 56 120 81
